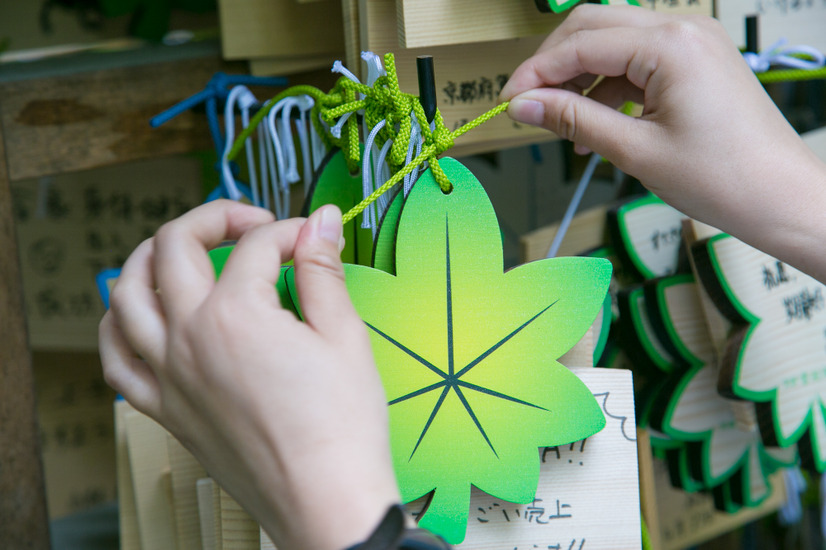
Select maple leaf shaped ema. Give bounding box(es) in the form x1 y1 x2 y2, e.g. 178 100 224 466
301 158 611 543
694 234 826 470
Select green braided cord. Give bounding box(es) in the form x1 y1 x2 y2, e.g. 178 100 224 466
640 513 652 550
341 100 510 225
342 145 436 225
225 53 510 225
757 66 826 83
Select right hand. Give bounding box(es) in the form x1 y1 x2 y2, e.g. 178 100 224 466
501 5 826 279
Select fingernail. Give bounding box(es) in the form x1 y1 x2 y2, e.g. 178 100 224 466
314 205 343 245
508 97 545 127
574 143 592 155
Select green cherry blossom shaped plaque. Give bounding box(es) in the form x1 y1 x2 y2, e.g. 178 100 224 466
315 158 609 543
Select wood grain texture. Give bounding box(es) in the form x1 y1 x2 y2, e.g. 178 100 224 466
636 429 661 550
360 0 554 154
260 528 277 550
249 53 340 77
125 409 178 550
168 434 207 550
520 205 608 262
220 488 260 550
116 400 141 550
396 0 566 49
650 456 785 550
0 57 247 181
690 230 826 468
0 114 51 549
197 478 219 550
342 0 362 76
218 0 344 59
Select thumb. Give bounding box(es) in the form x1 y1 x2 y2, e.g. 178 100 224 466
507 88 652 169
293 205 361 339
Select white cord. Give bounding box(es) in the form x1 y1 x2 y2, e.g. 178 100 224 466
743 37 825 72
220 85 257 201
546 152 602 259
362 119 387 233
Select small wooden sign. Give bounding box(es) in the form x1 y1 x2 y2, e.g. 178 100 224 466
356 0 554 154
11 157 201 350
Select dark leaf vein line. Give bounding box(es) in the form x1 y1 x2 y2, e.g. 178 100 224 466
453 385 498 458
446 217 455 377
456 380 548 411
389 381 448 406
456 300 559 378
365 322 446 379
410 385 451 461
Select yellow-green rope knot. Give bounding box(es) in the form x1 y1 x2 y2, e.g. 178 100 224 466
226 53 511 226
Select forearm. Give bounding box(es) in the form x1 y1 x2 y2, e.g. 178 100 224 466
691 140 826 284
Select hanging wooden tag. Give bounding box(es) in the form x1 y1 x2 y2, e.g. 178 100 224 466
691 232 826 470
607 193 686 282
285 157 612 543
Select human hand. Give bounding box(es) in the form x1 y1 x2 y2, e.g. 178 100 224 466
501 6 826 279
100 200 400 550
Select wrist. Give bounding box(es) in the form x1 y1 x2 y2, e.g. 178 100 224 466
345 504 452 550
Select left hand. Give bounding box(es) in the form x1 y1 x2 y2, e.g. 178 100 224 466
100 200 400 550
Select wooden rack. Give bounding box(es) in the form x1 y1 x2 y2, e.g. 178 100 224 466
0 43 334 546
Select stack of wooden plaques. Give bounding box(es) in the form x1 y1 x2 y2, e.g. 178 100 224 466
217 0 712 157
115 333 646 550
520 126 826 547
521 198 789 549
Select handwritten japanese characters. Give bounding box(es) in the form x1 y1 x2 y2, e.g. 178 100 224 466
692 233 826 470
457 368 640 549
11 157 201 350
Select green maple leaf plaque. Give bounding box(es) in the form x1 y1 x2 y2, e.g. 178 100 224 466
650 275 795 507
298 158 610 543
693 234 826 471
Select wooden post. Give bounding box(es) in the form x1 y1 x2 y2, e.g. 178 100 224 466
0 110 51 547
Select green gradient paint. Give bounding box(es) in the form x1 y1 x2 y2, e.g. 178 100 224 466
337 158 610 543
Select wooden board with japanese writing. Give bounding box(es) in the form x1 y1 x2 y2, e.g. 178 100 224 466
358 0 554 155
649 0 713 16
395 0 711 51
11 157 201 350
192 368 639 550
419 367 640 549
690 230 826 470
34 352 118 519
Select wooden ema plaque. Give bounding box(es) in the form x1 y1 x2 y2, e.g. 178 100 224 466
117 366 640 550
690 230 826 470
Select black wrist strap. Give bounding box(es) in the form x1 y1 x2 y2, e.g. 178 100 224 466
345 505 451 550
